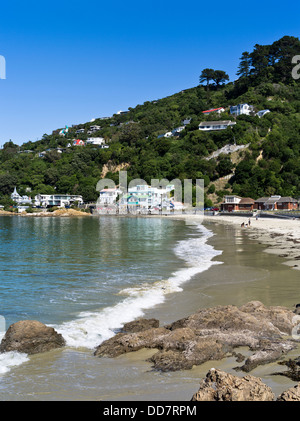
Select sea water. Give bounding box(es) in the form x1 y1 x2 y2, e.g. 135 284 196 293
0 215 222 376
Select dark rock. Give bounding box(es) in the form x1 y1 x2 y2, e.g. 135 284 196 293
0 320 65 355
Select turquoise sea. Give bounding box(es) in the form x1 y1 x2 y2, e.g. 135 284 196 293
0 215 222 377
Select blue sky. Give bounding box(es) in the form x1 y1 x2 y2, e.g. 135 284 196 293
0 0 299 146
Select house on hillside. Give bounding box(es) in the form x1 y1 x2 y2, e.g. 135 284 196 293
202 107 225 115
199 121 236 131
76 128 85 134
86 137 105 146
230 104 254 116
257 110 270 118
73 139 85 146
88 125 101 132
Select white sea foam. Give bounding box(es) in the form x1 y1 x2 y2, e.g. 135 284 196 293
0 223 222 374
55 223 222 350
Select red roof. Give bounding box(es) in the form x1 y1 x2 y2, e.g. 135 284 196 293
202 108 224 113
73 139 85 145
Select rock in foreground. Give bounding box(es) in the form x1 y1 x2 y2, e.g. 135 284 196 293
94 301 297 373
0 320 66 355
191 369 275 401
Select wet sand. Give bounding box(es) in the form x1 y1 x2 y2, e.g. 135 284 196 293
1 218 299 401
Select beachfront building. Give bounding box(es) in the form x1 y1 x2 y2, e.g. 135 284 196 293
230 104 254 116
199 121 236 131
276 197 298 210
35 194 83 208
220 195 242 212
255 196 281 211
11 187 32 205
97 188 122 206
202 107 225 115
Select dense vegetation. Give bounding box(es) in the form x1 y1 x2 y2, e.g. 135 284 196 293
0 35 299 208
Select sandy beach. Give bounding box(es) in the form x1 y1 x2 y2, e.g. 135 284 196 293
164 213 300 271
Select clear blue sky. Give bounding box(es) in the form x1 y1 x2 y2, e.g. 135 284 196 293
0 0 299 146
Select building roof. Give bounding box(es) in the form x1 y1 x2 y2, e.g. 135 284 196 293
277 197 298 203
202 108 224 113
255 197 270 203
199 121 236 127
239 197 255 204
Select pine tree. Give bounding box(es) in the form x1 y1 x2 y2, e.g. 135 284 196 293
236 51 251 78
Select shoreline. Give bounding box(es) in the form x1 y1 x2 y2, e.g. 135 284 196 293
151 213 300 271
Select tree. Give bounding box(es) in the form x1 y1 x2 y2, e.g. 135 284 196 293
236 52 252 78
199 68 215 90
212 70 229 87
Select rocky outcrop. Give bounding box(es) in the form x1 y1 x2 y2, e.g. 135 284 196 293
277 384 300 401
0 320 65 355
191 369 275 401
94 301 298 373
121 318 159 333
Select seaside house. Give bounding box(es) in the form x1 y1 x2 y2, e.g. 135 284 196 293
254 196 281 211
276 197 299 210
11 187 32 205
220 195 242 212
202 107 225 115
97 188 122 206
34 194 83 208
237 197 256 211
199 121 236 131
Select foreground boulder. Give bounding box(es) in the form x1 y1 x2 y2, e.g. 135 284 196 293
0 320 66 355
191 369 275 401
277 384 300 401
94 301 297 372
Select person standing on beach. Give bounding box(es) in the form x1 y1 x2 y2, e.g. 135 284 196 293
248 218 251 226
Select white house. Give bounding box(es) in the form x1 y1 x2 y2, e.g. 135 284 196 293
257 109 270 118
86 137 105 146
97 188 122 206
35 194 83 208
230 104 254 116
172 126 185 135
199 121 236 131
76 128 85 134
11 187 32 204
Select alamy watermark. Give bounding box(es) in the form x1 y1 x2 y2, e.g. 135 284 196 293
292 55 300 80
0 55 6 80
95 171 204 225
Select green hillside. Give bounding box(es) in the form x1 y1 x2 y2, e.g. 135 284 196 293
1 35 300 209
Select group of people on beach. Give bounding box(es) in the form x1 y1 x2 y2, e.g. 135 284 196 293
241 218 251 228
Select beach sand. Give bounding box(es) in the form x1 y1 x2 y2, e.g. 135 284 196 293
1 213 300 401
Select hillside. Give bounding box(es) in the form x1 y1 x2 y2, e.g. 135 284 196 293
0 35 300 209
